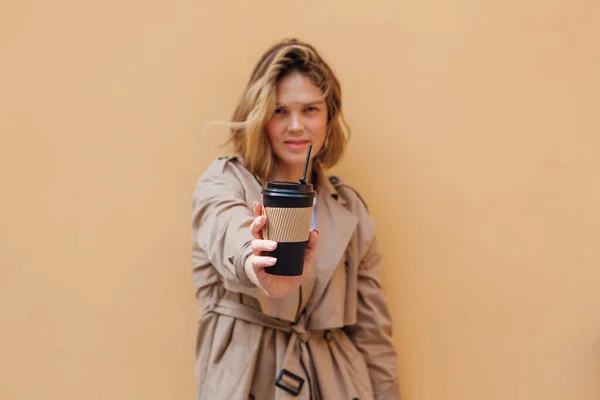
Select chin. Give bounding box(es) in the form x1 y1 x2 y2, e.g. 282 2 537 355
282 158 306 168
274 149 300 161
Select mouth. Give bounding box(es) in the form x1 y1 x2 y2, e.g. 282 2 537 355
283 139 311 151
284 139 311 145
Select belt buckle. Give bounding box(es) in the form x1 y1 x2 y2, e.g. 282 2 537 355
275 368 304 396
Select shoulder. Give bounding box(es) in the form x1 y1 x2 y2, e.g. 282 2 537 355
203 155 244 175
327 175 369 214
194 156 252 197
199 155 256 181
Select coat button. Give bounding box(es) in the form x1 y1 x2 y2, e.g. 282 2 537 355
323 329 333 342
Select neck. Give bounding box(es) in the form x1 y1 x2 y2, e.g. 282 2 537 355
271 160 314 183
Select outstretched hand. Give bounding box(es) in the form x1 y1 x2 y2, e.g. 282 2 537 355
244 201 319 298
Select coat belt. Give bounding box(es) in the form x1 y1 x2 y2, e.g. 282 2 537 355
200 298 322 399
200 298 313 340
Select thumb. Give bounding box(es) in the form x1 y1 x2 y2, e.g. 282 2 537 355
253 201 263 217
307 229 319 250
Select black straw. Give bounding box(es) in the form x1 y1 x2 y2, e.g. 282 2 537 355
299 144 312 184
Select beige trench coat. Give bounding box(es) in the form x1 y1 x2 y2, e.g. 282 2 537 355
191 156 399 400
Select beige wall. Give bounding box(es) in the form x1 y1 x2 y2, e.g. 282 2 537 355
1 0 599 399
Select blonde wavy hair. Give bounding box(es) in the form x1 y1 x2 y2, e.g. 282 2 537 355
228 38 350 183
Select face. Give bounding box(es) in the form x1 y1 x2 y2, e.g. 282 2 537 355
266 72 328 172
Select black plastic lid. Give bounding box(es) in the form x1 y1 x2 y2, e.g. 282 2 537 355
262 181 316 201
265 181 314 192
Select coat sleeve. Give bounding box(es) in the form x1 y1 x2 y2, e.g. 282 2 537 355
191 158 255 286
345 236 401 399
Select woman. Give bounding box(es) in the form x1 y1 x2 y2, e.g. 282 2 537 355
191 38 399 400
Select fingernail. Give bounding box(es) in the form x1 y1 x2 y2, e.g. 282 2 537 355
268 241 277 250
314 229 320 236
267 258 277 265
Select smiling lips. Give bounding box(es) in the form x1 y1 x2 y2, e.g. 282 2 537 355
284 139 310 145
283 139 311 150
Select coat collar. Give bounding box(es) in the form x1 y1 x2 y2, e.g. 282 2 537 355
304 166 357 318
313 164 345 206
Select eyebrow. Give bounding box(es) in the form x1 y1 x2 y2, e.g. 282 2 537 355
275 100 325 107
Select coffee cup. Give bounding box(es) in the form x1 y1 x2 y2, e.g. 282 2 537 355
261 181 315 276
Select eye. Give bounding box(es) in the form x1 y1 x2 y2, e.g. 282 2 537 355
274 108 286 115
305 106 320 112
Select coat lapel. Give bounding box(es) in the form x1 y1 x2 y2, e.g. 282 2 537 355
305 173 358 317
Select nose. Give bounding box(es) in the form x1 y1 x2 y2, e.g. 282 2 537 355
288 112 304 132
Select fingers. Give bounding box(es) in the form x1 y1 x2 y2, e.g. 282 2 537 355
248 254 277 270
251 239 277 254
